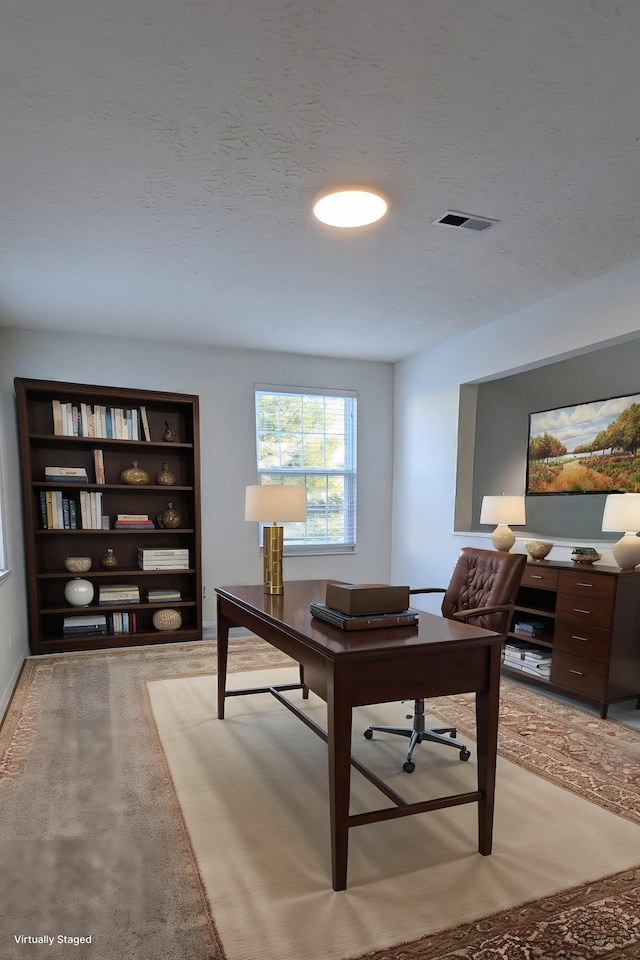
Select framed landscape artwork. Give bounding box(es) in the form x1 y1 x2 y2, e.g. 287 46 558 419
526 391 640 494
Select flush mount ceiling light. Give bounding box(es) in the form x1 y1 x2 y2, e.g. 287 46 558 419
312 188 388 228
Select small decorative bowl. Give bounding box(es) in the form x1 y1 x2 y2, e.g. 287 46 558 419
571 548 602 565
64 556 92 573
152 608 182 631
525 541 553 561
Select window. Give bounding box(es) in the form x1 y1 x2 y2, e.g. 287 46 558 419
255 386 357 553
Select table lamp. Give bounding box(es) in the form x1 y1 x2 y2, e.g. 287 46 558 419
480 495 526 552
245 484 307 594
602 493 640 570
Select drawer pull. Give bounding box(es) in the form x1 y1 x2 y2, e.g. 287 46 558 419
530 574 543 580
574 608 591 615
572 635 589 642
569 669 584 676
576 582 593 588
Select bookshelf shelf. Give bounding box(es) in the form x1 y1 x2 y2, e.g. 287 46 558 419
16 377 202 654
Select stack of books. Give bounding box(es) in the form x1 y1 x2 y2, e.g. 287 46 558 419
115 513 155 530
44 466 88 483
310 603 419 630
512 619 547 638
63 614 108 638
138 548 189 570
98 583 141 605
147 588 182 602
503 640 552 678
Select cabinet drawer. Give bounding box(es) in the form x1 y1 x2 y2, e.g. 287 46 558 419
554 620 611 664
551 651 607 698
558 570 616 602
521 565 559 590
555 594 613 630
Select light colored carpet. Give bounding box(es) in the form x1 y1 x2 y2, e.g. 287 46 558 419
148 666 640 960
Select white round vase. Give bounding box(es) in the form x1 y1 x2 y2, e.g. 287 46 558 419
64 577 94 607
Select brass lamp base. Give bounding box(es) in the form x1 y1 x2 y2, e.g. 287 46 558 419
263 523 284 594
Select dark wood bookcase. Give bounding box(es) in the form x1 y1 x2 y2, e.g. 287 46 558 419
15 377 202 654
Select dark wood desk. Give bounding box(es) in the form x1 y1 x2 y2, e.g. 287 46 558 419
216 579 502 891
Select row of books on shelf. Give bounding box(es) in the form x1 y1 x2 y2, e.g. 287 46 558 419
39 490 104 529
52 400 151 441
138 548 189 569
97 584 183 604
503 640 552 678
63 613 138 637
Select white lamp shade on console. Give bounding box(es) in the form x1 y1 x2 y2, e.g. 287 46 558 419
602 493 640 570
480 495 526 552
245 484 308 594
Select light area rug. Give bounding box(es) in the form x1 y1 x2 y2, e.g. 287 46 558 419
148 666 640 960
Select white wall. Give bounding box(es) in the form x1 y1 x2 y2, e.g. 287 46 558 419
0 327 394 713
391 257 640 603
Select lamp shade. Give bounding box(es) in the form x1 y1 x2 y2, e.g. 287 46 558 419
480 495 526 525
602 494 640 532
244 484 307 523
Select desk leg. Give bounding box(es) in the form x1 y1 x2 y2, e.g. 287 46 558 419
217 598 230 720
327 667 352 891
475 643 501 855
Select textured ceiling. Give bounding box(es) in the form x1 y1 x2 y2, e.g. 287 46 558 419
2 0 640 362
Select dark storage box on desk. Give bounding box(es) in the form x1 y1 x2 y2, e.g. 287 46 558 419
325 583 410 616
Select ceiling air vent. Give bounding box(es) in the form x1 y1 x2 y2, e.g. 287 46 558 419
433 211 498 232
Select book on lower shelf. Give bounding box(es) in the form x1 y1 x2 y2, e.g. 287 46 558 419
503 640 552 677
63 614 108 637
108 610 137 635
512 620 548 637
310 602 419 631
115 519 155 529
147 589 182 602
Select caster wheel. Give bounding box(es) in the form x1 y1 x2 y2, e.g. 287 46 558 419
403 760 415 773
364 729 373 740
459 748 471 761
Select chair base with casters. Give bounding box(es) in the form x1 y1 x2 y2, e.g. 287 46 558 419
362 547 527 774
364 697 471 772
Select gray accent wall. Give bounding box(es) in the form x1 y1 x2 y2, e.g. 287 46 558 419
470 339 640 541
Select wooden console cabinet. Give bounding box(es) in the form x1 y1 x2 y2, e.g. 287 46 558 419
505 558 640 717
15 377 202 654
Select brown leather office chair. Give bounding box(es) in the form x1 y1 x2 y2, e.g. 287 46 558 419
364 547 527 772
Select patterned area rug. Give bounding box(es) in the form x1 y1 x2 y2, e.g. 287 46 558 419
1 637 639 960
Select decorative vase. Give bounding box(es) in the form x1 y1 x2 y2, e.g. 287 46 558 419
120 461 150 485
64 578 94 607
152 608 182 631
101 548 119 569
160 502 181 528
162 419 177 442
155 461 176 486
64 556 92 573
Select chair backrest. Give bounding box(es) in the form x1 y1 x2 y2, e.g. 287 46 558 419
441 547 526 635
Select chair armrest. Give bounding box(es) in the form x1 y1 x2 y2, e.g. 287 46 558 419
409 587 446 595
451 603 513 622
